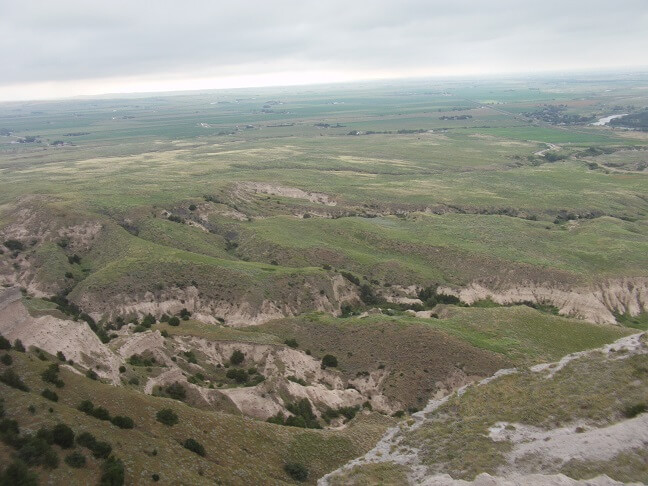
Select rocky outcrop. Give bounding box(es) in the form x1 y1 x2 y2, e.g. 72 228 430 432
438 278 648 325
0 288 121 383
75 274 358 327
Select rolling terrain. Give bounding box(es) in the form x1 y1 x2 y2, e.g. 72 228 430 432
1 74 647 484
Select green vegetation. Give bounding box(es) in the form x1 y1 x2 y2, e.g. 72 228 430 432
1 75 647 485
284 462 309 481
155 408 179 426
182 438 206 457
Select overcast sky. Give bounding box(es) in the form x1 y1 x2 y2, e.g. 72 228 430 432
1 0 647 100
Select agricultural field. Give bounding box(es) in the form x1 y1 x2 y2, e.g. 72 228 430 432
1 73 647 484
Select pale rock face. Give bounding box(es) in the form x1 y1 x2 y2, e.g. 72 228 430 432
419 472 634 486
82 274 358 327
0 289 121 383
237 181 337 206
438 277 648 324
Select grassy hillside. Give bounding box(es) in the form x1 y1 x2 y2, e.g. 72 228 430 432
0 348 392 485
328 333 648 484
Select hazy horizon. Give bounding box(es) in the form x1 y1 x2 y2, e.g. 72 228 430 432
2 0 647 101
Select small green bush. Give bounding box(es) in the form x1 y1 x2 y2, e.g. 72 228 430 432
110 416 134 429
229 349 244 365
76 431 96 448
0 354 12 365
91 406 111 421
0 335 10 350
623 402 647 418
17 436 59 469
51 423 75 449
284 338 298 348
77 400 94 414
41 389 59 402
65 451 86 468
226 368 248 383
168 316 180 326
321 354 338 368
156 408 178 426
41 364 64 388
164 382 186 401
0 368 29 391
91 441 112 459
13 340 25 352
284 462 309 481
99 456 124 486
182 438 205 456
3 240 25 251
0 460 39 486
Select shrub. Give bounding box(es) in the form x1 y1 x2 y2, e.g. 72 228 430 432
3 240 25 251
91 406 111 421
623 402 647 418
17 436 59 468
152 473 160 481
0 354 12 365
359 284 380 305
338 405 360 420
76 431 96 448
0 460 39 486
13 340 25 352
287 375 307 386
65 451 86 468
226 368 248 383
285 399 321 429
142 314 156 327
284 338 298 348
188 204 197 211
164 382 186 401
36 427 54 444
156 408 178 426
179 308 191 319
321 354 338 368
56 351 66 362
167 316 180 326
183 350 197 364
100 456 124 486
0 368 29 391
183 438 205 456
229 349 244 365
0 335 10 350
128 354 156 367
118 365 126 373
91 441 112 459
267 412 285 425
86 369 98 380
41 363 64 388
340 271 360 286
284 462 309 481
51 423 75 449
41 389 59 402
110 416 134 429
77 400 94 414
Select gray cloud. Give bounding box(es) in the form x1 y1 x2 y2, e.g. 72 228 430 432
1 0 647 90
